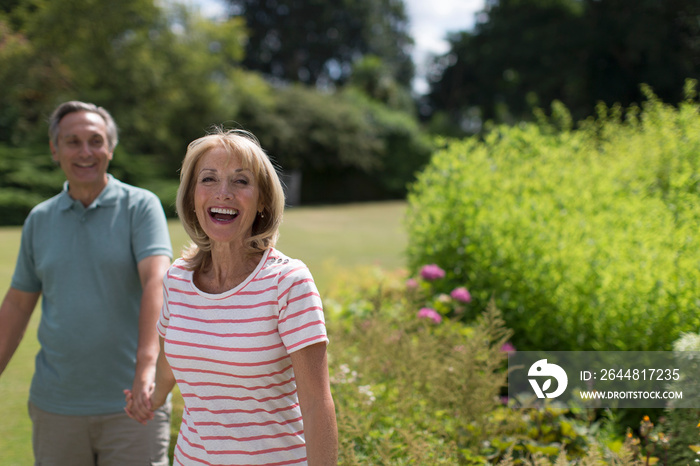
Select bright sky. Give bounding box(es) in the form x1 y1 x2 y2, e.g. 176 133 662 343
404 0 484 93
189 0 485 94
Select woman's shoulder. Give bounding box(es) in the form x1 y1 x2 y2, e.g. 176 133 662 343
165 257 194 282
263 248 312 278
265 248 305 267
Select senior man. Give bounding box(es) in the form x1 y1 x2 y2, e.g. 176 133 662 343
0 101 173 465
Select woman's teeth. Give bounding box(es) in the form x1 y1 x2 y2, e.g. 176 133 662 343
209 207 239 221
210 207 238 215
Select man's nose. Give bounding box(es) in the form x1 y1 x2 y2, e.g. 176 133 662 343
77 141 93 155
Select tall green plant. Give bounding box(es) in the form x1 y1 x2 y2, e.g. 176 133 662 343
406 82 700 351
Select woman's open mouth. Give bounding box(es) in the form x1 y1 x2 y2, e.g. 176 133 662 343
209 207 239 222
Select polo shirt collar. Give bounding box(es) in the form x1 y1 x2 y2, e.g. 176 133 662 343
58 174 119 211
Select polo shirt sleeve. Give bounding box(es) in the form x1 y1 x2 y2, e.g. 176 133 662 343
277 261 328 354
131 190 173 263
10 213 42 293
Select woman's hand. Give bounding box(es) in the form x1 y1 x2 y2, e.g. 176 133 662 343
124 387 155 425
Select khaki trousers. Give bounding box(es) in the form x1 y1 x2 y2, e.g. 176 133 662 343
28 401 172 466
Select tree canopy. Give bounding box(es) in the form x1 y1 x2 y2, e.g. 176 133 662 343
226 0 415 87
0 0 249 169
0 0 432 223
426 0 700 133
1 0 699 221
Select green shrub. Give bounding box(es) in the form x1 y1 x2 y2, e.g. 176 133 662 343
0 144 64 225
235 83 433 204
0 143 178 224
405 81 700 351
325 267 515 464
323 265 646 464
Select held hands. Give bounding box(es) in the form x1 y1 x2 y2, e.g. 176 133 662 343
124 369 157 424
127 337 175 424
124 385 156 425
124 375 169 425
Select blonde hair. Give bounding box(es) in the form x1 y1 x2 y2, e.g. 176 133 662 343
176 129 285 271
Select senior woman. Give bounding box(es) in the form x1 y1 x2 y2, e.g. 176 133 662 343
125 129 338 465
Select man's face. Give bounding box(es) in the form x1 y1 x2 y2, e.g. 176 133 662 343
50 111 113 192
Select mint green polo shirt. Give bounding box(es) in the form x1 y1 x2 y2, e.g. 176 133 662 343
11 175 172 415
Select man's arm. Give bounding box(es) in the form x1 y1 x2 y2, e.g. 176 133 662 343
129 255 171 415
0 288 41 376
125 336 176 424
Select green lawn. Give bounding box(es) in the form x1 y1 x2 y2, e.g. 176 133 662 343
0 201 407 465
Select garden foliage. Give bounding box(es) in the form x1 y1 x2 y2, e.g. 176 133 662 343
0 145 63 225
324 267 513 463
323 266 657 464
661 331 700 465
0 0 433 219
406 81 700 351
0 144 178 225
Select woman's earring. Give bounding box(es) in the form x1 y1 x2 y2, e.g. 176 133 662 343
259 211 265 218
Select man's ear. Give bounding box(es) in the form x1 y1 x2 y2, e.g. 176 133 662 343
50 141 58 162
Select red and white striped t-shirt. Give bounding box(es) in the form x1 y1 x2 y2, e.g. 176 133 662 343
157 248 328 466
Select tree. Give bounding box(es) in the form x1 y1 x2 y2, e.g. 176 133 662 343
229 78 432 203
0 18 73 144
0 0 433 212
426 0 587 131
0 0 249 171
582 0 700 111
349 55 415 113
226 0 414 88
426 0 700 133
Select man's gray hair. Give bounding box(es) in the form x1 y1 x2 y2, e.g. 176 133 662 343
48 101 119 150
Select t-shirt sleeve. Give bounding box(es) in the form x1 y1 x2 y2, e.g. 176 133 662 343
277 262 328 353
10 214 42 293
131 190 173 263
156 277 171 338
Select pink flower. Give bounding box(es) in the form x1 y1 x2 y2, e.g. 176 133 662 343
417 307 442 324
406 278 419 289
500 342 516 353
450 287 471 303
420 264 445 281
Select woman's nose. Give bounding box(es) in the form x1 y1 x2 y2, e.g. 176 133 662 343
215 183 233 199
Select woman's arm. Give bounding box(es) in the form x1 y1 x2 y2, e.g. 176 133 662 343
151 336 176 409
290 342 338 465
